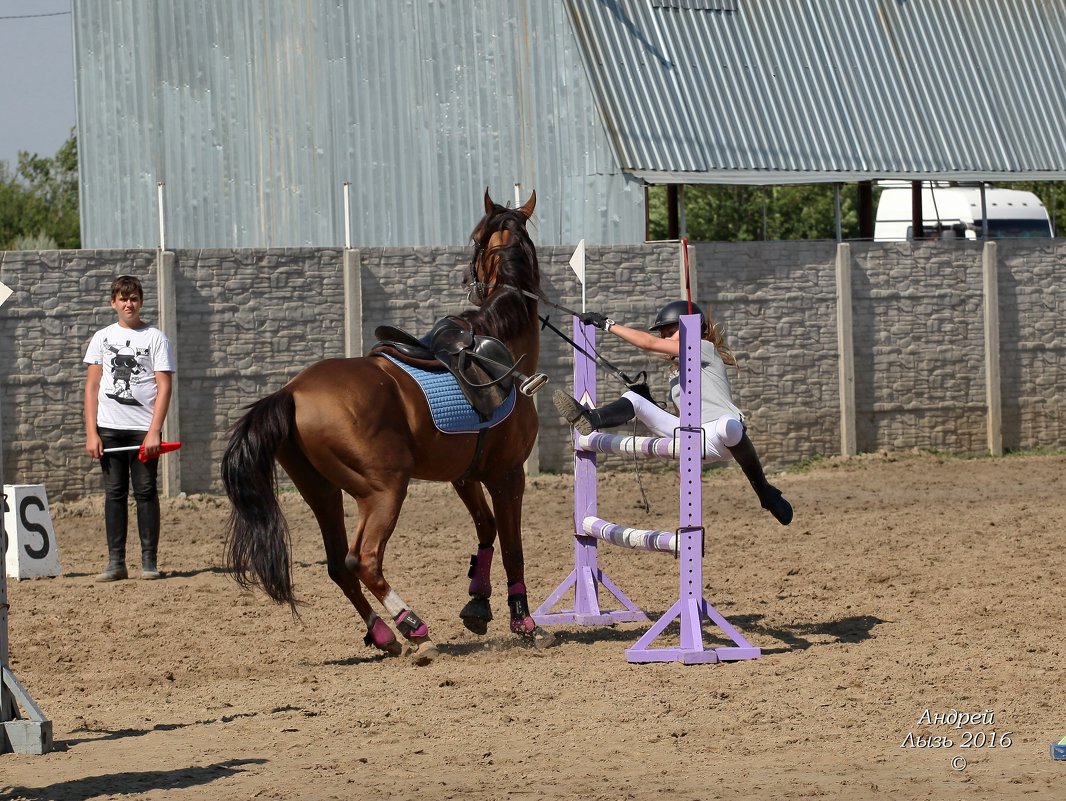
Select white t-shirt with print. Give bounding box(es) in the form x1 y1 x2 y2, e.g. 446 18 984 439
84 322 175 431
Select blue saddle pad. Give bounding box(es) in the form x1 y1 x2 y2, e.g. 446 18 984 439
382 355 517 433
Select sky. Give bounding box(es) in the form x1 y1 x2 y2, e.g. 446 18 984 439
0 0 75 169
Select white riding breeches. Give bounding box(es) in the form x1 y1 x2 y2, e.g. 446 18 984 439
622 391 743 463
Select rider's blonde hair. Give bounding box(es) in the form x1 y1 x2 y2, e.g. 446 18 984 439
705 318 737 370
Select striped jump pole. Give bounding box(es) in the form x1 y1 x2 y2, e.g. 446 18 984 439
532 314 760 665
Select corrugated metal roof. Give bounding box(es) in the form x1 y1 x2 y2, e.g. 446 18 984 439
73 0 646 248
565 0 1066 184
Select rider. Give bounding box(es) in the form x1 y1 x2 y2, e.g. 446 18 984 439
553 299 793 526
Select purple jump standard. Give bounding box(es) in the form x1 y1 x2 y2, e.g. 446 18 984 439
531 315 761 665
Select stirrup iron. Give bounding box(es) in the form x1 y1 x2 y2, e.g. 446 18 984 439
519 372 548 396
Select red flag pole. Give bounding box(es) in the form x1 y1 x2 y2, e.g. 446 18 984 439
101 442 182 462
682 237 692 313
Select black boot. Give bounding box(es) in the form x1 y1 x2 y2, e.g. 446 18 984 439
727 433 793 526
553 391 635 435
96 527 128 582
138 501 162 579
140 551 161 580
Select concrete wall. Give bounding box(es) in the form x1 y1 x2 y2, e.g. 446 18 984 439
2 239 1064 499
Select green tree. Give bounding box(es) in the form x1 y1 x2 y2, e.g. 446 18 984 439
0 129 80 250
650 180 1066 241
648 183 860 241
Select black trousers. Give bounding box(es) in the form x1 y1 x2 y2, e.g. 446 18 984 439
98 428 160 561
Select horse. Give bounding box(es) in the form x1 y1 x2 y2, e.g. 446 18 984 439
221 190 552 663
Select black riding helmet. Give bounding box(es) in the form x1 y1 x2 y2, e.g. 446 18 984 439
649 299 709 336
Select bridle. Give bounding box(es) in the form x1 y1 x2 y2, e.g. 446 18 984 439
472 280 648 395
466 215 512 305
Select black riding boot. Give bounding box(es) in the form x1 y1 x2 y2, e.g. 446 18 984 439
137 496 162 579
553 391 635 435
727 433 793 526
96 525 128 582
139 536 161 580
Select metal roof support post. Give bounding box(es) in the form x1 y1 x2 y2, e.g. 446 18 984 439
834 183 843 242
666 185 680 239
911 181 924 240
858 182 874 240
980 183 989 239
836 242 856 456
678 185 686 239
982 241 1003 455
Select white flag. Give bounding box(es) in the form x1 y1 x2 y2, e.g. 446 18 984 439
0 281 12 308
569 239 586 284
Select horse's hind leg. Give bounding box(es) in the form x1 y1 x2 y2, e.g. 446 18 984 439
485 466 555 647
351 480 439 664
277 446 400 657
452 480 496 634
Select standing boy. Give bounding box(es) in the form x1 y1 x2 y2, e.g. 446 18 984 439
84 275 175 581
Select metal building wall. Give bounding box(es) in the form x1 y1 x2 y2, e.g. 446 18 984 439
73 0 646 248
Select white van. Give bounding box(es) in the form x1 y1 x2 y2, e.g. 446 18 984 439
874 181 1054 241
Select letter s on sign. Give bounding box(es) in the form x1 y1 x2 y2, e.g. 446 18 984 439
19 494 51 560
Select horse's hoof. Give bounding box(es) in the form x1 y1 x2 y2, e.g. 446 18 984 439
460 595 493 635
510 616 555 648
365 617 402 657
527 626 556 649
406 638 439 666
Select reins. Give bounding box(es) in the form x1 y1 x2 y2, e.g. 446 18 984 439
477 282 648 395
476 282 656 515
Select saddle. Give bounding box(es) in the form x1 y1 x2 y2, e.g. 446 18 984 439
370 317 541 420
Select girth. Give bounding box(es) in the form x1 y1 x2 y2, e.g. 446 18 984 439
369 316 523 421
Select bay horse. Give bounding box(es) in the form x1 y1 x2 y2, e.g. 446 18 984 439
221 190 552 663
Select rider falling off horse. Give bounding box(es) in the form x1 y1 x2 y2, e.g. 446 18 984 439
553 299 793 526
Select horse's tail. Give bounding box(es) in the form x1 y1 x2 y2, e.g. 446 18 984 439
221 389 298 611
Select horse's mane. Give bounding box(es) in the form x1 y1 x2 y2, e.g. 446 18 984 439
461 204 540 342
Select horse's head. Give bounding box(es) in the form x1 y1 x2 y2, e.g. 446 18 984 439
465 189 537 307
459 189 540 346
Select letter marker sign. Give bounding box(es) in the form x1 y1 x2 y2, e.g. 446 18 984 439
3 485 62 580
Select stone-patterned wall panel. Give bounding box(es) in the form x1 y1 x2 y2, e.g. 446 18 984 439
997 240 1066 452
852 242 987 454
695 241 840 470
173 248 346 492
0 250 157 500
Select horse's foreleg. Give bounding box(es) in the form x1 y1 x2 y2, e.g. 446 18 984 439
452 480 496 634
352 486 439 665
486 467 555 647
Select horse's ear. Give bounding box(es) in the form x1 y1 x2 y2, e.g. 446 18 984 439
484 188 495 215
518 190 536 220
